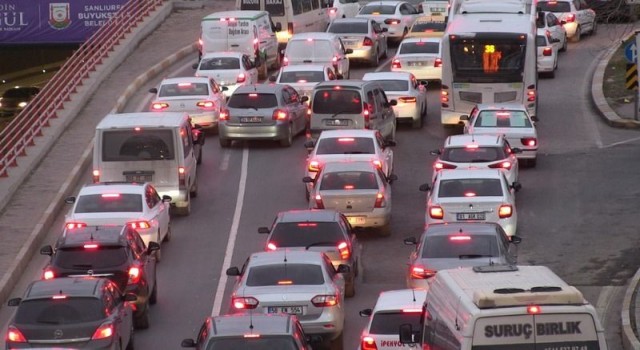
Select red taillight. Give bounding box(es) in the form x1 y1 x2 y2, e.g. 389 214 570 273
528 305 541 314
565 13 575 22
527 89 536 102
434 58 442 67
372 159 382 169
128 221 151 230
65 222 87 229
338 241 350 260
440 89 449 103
151 102 169 111
272 109 288 121
178 166 186 188
434 162 457 170
498 204 513 218
92 169 100 183
311 294 338 307
429 206 444 219
384 18 401 25
329 7 337 14
128 266 141 284
391 59 401 69
450 235 471 241
488 161 512 170
237 73 246 83
84 244 99 249
314 194 325 209
219 108 230 121
374 192 386 208
43 269 54 280
521 137 537 147
91 323 114 340
542 47 552 56
232 296 259 309
363 102 372 128
361 336 378 350
6 326 27 343
308 160 320 172
266 242 277 251
398 97 416 103
196 101 216 110
410 265 437 279
363 37 374 46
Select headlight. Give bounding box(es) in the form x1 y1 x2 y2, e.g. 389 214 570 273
18 102 27 108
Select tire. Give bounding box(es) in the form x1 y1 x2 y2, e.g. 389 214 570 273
190 176 198 198
370 49 379 67
134 304 150 330
560 34 568 52
219 138 231 148
149 281 158 305
570 26 581 42
163 224 171 242
154 231 162 262
280 124 293 147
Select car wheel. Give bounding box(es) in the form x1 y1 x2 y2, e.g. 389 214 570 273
280 124 293 147
163 224 171 242
190 176 198 198
570 26 581 42
134 303 150 330
219 138 231 148
560 34 568 52
149 281 158 305
155 231 162 262
370 49 379 67
196 146 202 165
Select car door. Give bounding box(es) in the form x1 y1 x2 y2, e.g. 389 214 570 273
496 226 518 264
546 13 562 43
324 255 345 298
106 283 132 344
243 54 259 84
371 20 387 55
148 185 169 241
338 214 358 264
374 88 394 138
399 3 419 31
375 131 393 176
285 86 307 133
258 15 279 65
129 230 156 293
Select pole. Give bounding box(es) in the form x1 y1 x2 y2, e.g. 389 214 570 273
635 31 640 120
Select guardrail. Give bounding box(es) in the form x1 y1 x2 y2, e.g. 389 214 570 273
0 0 164 177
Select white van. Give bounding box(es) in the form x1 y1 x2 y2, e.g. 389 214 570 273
399 265 609 350
200 10 280 79
93 112 202 216
236 0 330 51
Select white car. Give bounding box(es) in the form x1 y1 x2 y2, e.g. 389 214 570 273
461 103 539 167
304 129 395 198
193 51 258 99
63 182 171 260
362 71 427 129
535 30 559 78
327 0 361 22
537 11 568 52
283 32 352 79
537 0 596 42
358 289 427 350
356 1 421 41
271 63 338 101
430 134 521 185
391 37 442 82
419 169 520 237
149 76 227 131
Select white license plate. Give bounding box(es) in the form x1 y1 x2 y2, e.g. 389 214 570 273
267 306 303 315
326 119 349 126
408 61 427 67
240 117 262 123
348 216 366 225
457 213 485 220
126 175 152 182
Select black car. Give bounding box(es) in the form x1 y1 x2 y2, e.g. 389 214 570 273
40 225 159 329
6 277 136 349
0 86 40 117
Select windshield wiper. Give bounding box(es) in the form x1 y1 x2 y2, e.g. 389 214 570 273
459 254 493 259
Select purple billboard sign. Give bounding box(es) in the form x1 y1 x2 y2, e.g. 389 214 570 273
0 0 128 44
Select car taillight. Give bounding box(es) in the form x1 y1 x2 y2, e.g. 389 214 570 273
440 89 449 104
92 169 100 183
384 18 401 25
521 137 537 146
196 101 216 110
283 56 289 66
565 13 575 22
527 88 536 102
398 96 416 103
308 160 320 172
311 294 338 307
43 269 54 280
363 102 372 128
410 265 437 279
434 162 457 170
498 204 513 218
237 73 246 83
272 109 288 121
178 166 186 188
374 192 386 208
128 266 141 284
151 102 169 111
488 161 512 170
288 22 294 35
361 336 378 350
434 58 442 67
329 7 337 14
338 241 350 260
91 323 114 340
363 37 374 46
391 58 401 69
542 47 552 56
314 194 325 209
65 222 87 229
128 221 151 230
232 296 259 309
429 206 444 219
266 242 277 251
372 159 382 169
219 108 230 121
6 326 27 343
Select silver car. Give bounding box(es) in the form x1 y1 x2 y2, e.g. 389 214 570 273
270 64 339 102
226 250 348 345
219 84 309 147
327 18 389 67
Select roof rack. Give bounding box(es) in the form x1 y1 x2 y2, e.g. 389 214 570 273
473 285 585 309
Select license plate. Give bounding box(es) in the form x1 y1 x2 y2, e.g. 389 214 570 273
267 306 303 315
126 175 152 182
240 117 262 123
457 212 486 220
431 11 442 15
348 216 366 225
409 61 427 67
326 119 348 126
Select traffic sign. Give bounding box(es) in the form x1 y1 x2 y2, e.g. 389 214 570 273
625 42 637 63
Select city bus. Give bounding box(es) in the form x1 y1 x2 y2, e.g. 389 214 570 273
439 0 538 126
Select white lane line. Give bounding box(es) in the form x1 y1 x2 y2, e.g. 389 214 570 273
220 151 231 171
602 135 640 149
375 56 394 72
211 146 249 316
134 59 196 112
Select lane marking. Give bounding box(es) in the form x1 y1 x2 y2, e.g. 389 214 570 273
595 286 615 325
211 146 249 316
220 151 231 171
602 135 640 149
375 56 394 72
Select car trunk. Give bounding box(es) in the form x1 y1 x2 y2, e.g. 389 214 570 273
68 213 142 226
437 197 504 223
245 285 331 322
397 53 437 68
155 96 206 113
15 320 102 345
227 107 277 127
320 189 378 213
339 35 367 49
198 68 241 87
472 127 534 148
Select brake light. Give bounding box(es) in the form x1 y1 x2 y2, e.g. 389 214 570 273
434 162 457 170
232 296 259 309
410 265 436 279
219 108 230 121
272 109 288 120
101 193 120 198
521 137 537 146
311 294 338 307
84 244 99 249
151 102 169 111
440 89 449 103
403 308 422 313
308 160 320 172
338 137 354 142
464 192 476 197
128 221 151 230
329 7 337 14
178 166 186 188
6 326 27 343
92 169 100 183
338 241 350 260
450 235 471 241
245 333 261 338
52 295 67 299
128 266 141 284
372 160 382 169
384 18 401 25
267 242 277 251
498 204 513 218
66 222 87 229
391 59 401 69
283 56 289 66
542 47 552 56
398 97 416 103
278 280 293 285
363 102 371 128
374 192 386 208
434 58 442 67
528 305 541 314
527 89 536 102
565 13 575 22
488 161 512 170
43 269 54 280
196 101 216 110
237 73 246 83
429 206 444 219
361 336 378 350
314 194 325 209
91 323 114 340
363 37 374 46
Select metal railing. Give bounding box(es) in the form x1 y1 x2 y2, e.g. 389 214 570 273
0 0 164 177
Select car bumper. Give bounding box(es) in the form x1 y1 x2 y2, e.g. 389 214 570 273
426 217 517 237
6 339 119 349
156 188 188 208
440 109 466 125
392 66 441 81
516 148 538 159
344 210 391 228
189 111 218 129
347 46 375 61
300 308 344 340
393 103 420 121
537 58 555 72
384 24 406 39
219 123 289 140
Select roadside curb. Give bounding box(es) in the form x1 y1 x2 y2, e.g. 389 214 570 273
622 268 640 350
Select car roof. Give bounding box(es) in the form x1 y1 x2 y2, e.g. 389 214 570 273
277 209 341 223
401 37 442 44
202 10 267 21
249 250 326 266
60 225 127 246
322 161 378 173
444 134 503 147
209 314 294 336
438 168 504 180
315 80 371 89
96 112 189 129
474 103 528 112
235 84 286 94
290 32 338 41
424 222 502 236
280 64 330 72
160 76 210 85
78 183 146 196
318 129 378 138
363 71 413 81
201 51 245 59
25 277 103 300
374 289 428 312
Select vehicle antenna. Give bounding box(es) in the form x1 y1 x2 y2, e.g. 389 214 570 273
411 288 417 302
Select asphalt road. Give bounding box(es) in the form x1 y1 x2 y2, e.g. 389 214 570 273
1 24 640 350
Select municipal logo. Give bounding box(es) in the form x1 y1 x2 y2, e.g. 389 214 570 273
49 3 71 30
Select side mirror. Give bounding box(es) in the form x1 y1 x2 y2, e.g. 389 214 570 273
511 148 523 154
64 196 76 204
181 339 197 348
388 173 398 183
304 140 315 149
511 182 522 192
510 235 522 244
419 183 431 192
385 140 396 147
149 87 158 94
403 237 418 245
124 293 138 302
531 116 539 122
269 75 277 82
429 149 441 156
7 298 21 307
359 308 373 317
275 22 282 32
337 264 350 273
226 266 241 276
147 241 161 252
399 323 417 344
302 176 314 183
345 48 354 54
162 195 172 202
40 245 54 256
300 96 309 103
191 63 199 70
258 227 270 234
459 115 469 121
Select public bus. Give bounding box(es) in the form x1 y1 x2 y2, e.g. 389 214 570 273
439 0 538 126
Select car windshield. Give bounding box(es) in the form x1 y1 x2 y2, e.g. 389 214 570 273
328 21 369 33
269 222 345 248
422 234 499 258
474 110 532 128
399 42 440 55
411 22 446 32
438 179 504 197
102 129 175 161
371 79 409 91
15 298 105 325
537 1 571 12
320 171 379 190
279 71 325 83
246 264 325 286
74 194 142 213
54 246 128 269
360 4 396 14
316 137 376 155
312 89 363 114
370 311 423 335
158 82 209 97
2 88 37 98
206 336 298 350
441 146 507 163
199 57 240 70
228 93 278 109
286 40 334 60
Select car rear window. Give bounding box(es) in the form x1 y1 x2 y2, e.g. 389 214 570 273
360 4 396 14
246 264 325 286
199 57 240 70
399 42 440 55
158 82 209 97
206 336 298 350
15 297 105 325
537 1 571 12
228 93 278 109
370 311 423 335
279 71 325 83
286 40 334 60
312 89 363 114
328 21 369 33
102 129 175 161
474 110 532 128
54 246 128 269
320 171 379 190
75 194 142 213
269 222 345 248
411 22 446 33
316 137 375 155
441 146 507 163
422 234 499 258
438 179 504 197
371 79 409 91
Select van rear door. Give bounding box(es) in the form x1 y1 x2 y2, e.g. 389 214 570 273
202 18 255 57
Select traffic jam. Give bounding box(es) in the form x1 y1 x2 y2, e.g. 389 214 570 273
4 0 608 349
